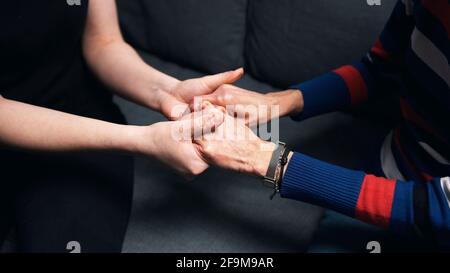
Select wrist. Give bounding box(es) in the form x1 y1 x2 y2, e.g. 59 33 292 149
150 77 181 112
104 124 146 155
253 141 277 177
269 90 303 118
152 72 179 95
123 124 160 157
285 89 303 116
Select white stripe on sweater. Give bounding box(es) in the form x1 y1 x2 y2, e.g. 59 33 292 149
419 142 450 166
411 27 450 89
381 131 406 181
441 177 450 209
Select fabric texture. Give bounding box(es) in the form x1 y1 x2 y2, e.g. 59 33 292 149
245 0 396 87
116 0 247 74
0 149 134 253
281 152 450 249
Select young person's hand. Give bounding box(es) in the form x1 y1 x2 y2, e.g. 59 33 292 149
0 96 225 181
192 84 303 126
160 69 244 120
135 105 225 180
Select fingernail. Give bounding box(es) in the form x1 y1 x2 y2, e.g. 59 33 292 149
216 106 226 114
202 101 212 108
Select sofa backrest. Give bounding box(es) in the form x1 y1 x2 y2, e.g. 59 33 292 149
117 0 248 74
245 0 396 87
117 0 396 88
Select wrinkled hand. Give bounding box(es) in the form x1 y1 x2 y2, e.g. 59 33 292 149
193 102 276 177
192 84 303 126
160 69 244 120
137 105 225 180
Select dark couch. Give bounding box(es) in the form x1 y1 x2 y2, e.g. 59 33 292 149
111 0 400 253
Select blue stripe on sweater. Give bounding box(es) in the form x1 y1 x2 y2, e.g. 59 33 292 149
390 180 415 234
405 48 450 102
415 0 450 59
291 72 349 121
378 1 415 55
352 61 376 99
281 152 365 217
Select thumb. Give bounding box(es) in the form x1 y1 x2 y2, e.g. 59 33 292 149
201 68 244 91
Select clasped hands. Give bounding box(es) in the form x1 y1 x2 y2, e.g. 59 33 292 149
136 68 303 180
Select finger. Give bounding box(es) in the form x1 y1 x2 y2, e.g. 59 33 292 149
202 102 227 122
200 100 214 110
200 94 221 106
201 68 244 91
215 105 227 115
191 95 220 112
187 108 225 139
165 103 189 121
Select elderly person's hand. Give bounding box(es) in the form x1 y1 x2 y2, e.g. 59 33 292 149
192 84 303 127
161 69 244 120
193 102 278 177
137 105 225 180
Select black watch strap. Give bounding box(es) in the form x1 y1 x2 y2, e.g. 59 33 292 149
264 142 285 183
264 142 286 184
270 145 290 200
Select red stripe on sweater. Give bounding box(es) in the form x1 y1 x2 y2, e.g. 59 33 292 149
421 0 450 39
355 175 396 229
421 172 434 182
371 38 391 60
333 65 368 105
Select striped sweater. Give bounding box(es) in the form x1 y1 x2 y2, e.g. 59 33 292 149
282 0 450 247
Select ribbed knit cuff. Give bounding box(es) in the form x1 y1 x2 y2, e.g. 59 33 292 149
290 72 349 121
280 152 365 217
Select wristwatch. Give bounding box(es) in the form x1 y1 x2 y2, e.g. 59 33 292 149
263 141 290 199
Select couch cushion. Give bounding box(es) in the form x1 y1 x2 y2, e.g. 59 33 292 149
117 0 247 74
245 0 396 88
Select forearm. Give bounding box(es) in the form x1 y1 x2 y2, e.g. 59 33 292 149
254 147 393 228
278 152 450 244
0 97 140 153
83 38 179 111
279 152 367 217
289 60 376 121
267 89 304 118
